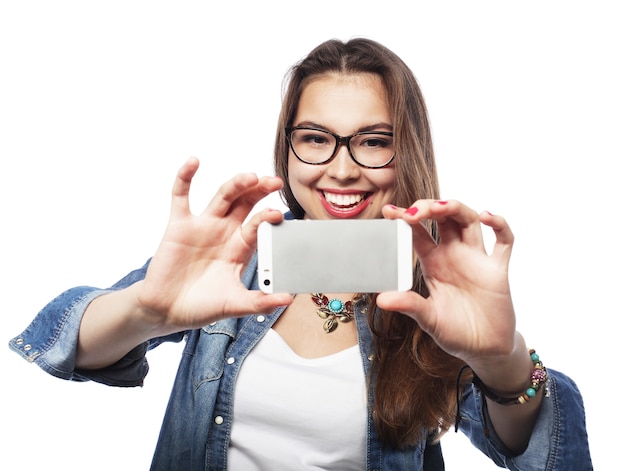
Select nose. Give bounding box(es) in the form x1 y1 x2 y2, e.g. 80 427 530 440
326 143 360 181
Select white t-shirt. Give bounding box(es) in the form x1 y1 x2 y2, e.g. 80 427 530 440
228 328 367 470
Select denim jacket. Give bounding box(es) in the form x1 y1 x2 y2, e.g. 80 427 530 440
9 256 593 470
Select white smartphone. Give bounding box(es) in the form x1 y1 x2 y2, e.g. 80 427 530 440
257 219 413 293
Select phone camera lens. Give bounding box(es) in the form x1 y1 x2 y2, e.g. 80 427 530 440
263 279 270 286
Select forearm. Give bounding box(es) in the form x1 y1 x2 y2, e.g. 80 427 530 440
469 333 544 453
76 281 167 369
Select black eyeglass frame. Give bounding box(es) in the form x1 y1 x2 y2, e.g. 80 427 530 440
285 126 395 169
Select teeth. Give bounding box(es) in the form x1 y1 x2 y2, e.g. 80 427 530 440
324 192 365 207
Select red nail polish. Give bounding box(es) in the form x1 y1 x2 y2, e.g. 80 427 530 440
405 207 418 215
388 204 398 210
436 200 448 205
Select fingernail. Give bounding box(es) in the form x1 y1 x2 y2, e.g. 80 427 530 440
435 200 448 205
387 204 398 210
405 207 418 215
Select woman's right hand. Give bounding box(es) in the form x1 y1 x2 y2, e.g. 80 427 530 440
136 157 293 334
78 158 291 369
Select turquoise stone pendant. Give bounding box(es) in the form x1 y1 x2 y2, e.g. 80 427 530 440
311 293 360 333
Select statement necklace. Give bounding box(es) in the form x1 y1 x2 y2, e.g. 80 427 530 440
311 293 363 333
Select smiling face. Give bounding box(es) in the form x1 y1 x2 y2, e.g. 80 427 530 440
287 73 396 220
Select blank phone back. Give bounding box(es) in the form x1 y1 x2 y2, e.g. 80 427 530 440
257 219 412 293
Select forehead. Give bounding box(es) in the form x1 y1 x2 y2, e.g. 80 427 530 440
300 73 387 104
295 73 391 131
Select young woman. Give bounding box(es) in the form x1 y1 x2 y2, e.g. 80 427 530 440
9 38 592 470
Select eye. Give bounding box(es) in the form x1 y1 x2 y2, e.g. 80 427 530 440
293 129 333 147
357 134 393 151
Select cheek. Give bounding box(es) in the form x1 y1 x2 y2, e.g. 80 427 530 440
370 167 396 191
288 155 322 188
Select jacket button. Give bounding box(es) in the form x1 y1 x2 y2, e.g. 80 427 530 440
214 416 224 425
256 315 265 323
226 357 235 365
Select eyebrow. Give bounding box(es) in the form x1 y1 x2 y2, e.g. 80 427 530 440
294 121 393 133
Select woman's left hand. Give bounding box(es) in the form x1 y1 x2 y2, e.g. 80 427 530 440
378 200 516 365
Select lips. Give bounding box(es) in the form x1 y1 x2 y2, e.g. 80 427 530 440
323 191 366 208
320 190 372 218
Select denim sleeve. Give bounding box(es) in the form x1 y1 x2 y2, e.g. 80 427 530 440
458 368 593 470
7 260 179 387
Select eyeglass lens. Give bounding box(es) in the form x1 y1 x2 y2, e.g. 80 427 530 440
289 128 394 168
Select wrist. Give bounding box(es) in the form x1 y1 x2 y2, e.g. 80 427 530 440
132 281 179 337
472 349 548 406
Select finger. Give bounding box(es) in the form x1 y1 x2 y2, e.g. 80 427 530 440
206 174 284 220
480 211 514 261
383 203 438 255
376 290 433 332
225 175 285 222
170 157 200 218
205 173 260 218
428 200 484 246
240 208 285 248
251 292 294 314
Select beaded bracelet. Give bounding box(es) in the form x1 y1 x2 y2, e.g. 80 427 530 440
471 349 548 406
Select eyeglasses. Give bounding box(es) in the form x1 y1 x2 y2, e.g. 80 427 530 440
285 127 394 169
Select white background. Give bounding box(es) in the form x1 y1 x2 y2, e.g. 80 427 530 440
1 1 622 469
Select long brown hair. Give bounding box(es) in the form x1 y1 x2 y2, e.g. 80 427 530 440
273 38 467 448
